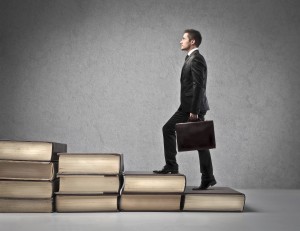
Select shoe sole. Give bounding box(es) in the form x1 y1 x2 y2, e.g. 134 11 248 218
192 180 217 190
153 171 179 174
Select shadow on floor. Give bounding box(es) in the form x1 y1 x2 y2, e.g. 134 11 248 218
243 205 256 212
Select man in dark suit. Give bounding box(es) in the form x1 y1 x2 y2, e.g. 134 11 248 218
153 29 216 190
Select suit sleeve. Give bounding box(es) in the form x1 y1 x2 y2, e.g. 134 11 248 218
190 56 206 114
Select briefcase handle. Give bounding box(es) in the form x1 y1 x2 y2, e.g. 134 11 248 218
187 118 203 122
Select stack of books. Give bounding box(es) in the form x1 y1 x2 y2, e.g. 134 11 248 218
120 172 186 211
0 140 67 212
0 141 246 213
55 153 123 212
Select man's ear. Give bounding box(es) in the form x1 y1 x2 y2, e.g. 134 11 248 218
191 39 195 45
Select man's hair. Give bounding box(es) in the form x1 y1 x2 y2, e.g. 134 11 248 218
184 29 202 47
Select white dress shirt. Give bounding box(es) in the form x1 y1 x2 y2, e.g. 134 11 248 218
188 47 199 56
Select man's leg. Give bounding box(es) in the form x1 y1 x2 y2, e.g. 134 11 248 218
194 112 216 189
194 149 216 189
154 109 189 173
198 149 215 181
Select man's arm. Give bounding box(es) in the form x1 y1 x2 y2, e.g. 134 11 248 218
190 56 206 116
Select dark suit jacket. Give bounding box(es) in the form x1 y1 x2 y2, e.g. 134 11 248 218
180 50 209 114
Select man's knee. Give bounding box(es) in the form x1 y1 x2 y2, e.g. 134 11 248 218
162 123 174 134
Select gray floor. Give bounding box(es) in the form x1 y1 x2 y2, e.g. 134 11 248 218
1 189 299 231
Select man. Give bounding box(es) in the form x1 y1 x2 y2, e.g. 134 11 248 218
153 29 216 190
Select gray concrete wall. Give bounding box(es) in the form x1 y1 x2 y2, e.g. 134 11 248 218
1 0 299 188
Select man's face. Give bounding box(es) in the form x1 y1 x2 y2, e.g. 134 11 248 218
180 33 193 51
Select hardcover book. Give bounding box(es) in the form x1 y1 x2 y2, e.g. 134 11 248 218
58 174 121 193
0 198 53 213
0 140 67 161
182 187 245 212
0 160 57 181
58 153 123 175
55 193 119 212
0 179 59 199
123 171 186 193
120 194 182 211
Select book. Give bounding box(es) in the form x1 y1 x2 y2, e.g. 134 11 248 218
0 160 57 181
55 194 118 212
0 140 67 161
0 180 59 198
122 171 186 193
0 198 53 212
58 175 121 193
120 194 182 211
58 153 123 175
182 187 245 212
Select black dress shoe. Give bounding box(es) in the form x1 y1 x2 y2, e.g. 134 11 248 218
153 166 178 174
192 179 217 190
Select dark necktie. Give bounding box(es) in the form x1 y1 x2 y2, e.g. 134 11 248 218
185 55 189 61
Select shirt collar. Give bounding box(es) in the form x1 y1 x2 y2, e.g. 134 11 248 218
187 47 199 56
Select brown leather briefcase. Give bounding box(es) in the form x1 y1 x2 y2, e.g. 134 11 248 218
175 120 216 152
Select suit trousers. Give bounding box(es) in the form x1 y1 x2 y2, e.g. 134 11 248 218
162 108 215 180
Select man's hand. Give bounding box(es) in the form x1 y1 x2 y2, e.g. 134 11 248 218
188 113 198 122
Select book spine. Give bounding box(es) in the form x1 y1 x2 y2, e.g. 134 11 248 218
241 194 246 212
52 178 60 194
180 194 185 211
119 154 124 174
118 173 124 195
52 162 58 181
117 195 121 211
51 143 67 161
